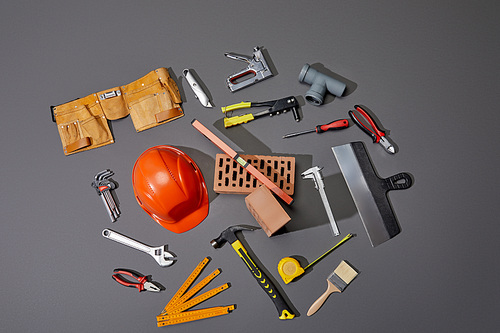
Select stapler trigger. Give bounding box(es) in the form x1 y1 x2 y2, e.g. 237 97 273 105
224 46 274 92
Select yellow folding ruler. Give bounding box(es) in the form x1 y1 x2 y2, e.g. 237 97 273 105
157 257 235 327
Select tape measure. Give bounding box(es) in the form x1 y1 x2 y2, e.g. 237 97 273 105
277 257 305 284
277 233 354 284
157 257 235 326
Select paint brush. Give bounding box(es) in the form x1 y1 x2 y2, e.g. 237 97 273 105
307 261 358 316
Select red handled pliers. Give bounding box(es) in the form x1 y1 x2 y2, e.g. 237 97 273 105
112 268 162 292
349 105 395 154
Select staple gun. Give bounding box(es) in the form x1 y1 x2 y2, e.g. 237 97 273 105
225 46 274 92
221 96 300 128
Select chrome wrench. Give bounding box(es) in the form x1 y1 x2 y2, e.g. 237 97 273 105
102 229 176 267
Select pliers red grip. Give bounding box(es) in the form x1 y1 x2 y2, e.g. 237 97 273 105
349 105 395 154
112 268 161 292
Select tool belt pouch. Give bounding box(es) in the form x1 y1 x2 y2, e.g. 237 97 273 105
52 68 183 156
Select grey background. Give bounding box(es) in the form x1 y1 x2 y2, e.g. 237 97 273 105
1 0 499 332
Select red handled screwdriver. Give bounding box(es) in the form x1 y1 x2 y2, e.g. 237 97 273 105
282 119 349 138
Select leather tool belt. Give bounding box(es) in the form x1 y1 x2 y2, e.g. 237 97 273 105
51 68 183 156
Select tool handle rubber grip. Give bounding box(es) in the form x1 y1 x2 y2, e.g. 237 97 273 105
223 114 255 128
349 107 385 142
113 268 142 279
112 273 145 291
316 119 349 133
383 172 413 191
232 240 295 320
221 101 252 113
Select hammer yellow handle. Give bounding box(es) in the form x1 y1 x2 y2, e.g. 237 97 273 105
231 240 295 320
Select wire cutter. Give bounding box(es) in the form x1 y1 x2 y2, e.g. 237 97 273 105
349 105 395 154
221 96 300 128
112 268 162 292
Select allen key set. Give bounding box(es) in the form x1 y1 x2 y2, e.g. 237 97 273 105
92 169 120 222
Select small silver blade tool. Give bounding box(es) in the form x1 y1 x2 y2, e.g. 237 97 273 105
332 142 412 247
182 69 213 108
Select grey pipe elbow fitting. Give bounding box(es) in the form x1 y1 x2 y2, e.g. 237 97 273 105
298 64 346 106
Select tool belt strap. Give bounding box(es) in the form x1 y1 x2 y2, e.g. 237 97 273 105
65 137 92 154
51 68 183 156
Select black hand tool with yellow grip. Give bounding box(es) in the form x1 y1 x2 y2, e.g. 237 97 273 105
221 96 300 128
210 225 295 320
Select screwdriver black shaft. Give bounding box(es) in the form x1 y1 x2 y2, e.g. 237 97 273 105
282 119 349 139
283 128 316 138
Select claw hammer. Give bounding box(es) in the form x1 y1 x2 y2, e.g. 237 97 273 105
210 225 295 320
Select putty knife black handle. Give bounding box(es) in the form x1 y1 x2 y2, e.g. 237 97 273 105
382 172 412 191
349 141 413 242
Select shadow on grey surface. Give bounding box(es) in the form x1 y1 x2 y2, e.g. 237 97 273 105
281 171 358 234
213 116 272 154
260 46 279 78
175 146 219 204
211 119 358 234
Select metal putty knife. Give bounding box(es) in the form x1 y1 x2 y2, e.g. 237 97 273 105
332 142 412 247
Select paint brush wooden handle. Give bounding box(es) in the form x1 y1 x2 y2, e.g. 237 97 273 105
307 280 341 316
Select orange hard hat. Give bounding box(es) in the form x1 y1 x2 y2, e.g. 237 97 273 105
132 145 209 233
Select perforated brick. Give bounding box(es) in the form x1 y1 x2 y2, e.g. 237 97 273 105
214 153 295 195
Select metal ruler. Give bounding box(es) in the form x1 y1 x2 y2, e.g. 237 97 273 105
157 257 235 326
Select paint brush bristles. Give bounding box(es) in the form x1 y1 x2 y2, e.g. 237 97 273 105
328 260 358 292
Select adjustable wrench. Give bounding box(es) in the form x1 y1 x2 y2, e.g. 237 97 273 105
102 229 176 267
